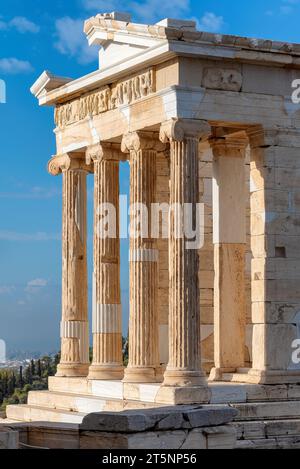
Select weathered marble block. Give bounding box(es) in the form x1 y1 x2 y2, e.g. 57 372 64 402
0 428 19 449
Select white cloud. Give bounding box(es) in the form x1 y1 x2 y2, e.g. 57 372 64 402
280 0 300 14
129 0 190 22
82 0 190 23
25 279 48 295
280 5 293 13
54 17 98 65
0 285 16 295
197 12 224 32
267 0 300 16
0 231 60 241
0 58 33 74
27 279 48 288
0 16 39 33
9 16 40 33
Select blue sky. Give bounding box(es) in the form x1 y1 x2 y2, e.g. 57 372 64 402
0 0 300 354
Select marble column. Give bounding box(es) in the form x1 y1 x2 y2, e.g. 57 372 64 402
48 153 91 377
209 136 247 381
157 118 211 404
87 144 124 380
121 132 162 383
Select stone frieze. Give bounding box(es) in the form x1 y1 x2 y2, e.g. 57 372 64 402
54 68 155 128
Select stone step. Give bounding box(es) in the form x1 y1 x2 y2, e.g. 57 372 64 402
48 377 163 403
233 418 300 449
234 418 300 440
28 391 109 413
48 376 300 405
6 404 85 424
27 390 159 414
232 401 300 421
236 435 300 450
236 438 279 449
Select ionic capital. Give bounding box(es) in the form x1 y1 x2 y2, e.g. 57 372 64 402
209 136 248 158
121 131 165 154
159 119 211 144
48 153 92 176
86 143 124 164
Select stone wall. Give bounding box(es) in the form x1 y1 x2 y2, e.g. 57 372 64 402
198 141 214 372
250 129 300 376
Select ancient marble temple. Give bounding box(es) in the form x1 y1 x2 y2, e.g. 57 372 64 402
19 11 300 407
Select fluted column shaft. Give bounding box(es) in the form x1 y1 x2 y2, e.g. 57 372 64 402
168 139 200 375
159 119 211 394
122 132 162 383
87 144 124 380
48 154 91 377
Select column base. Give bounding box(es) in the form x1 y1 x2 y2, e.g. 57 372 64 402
245 369 300 385
208 367 237 382
56 363 89 378
209 367 300 385
88 364 124 381
155 385 211 405
155 365 166 383
162 369 208 387
123 366 158 383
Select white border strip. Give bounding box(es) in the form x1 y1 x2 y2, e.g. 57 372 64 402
93 304 122 334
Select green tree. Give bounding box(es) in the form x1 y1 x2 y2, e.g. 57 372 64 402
37 359 42 378
19 366 24 388
30 359 35 377
24 365 32 385
0 354 59 411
